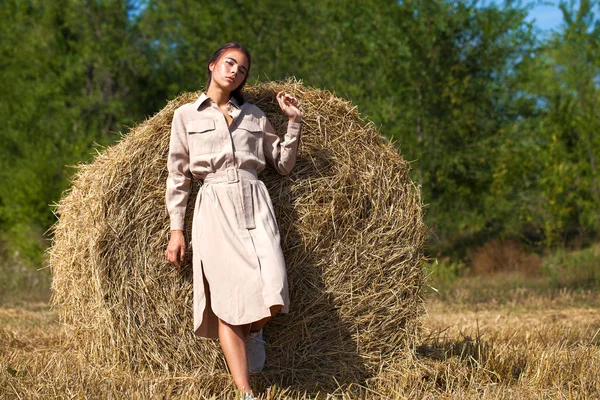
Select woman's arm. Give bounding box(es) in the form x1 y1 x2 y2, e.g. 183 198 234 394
165 108 191 268
263 91 303 175
165 108 192 231
263 118 302 175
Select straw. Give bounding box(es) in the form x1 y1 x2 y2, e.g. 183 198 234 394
48 79 426 392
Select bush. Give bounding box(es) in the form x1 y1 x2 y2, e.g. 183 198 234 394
426 258 465 290
542 244 600 289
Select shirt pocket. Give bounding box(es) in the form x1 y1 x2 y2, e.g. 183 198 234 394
186 119 221 155
234 119 263 156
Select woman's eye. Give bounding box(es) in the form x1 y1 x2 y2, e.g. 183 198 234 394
225 60 233 66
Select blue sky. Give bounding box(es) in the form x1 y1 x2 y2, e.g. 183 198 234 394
526 1 574 31
482 0 583 31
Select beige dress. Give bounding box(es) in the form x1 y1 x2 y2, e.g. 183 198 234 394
166 93 302 338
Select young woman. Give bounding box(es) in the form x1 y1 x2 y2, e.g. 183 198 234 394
164 42 302 399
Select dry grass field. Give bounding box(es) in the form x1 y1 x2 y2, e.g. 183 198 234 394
2 271 599 399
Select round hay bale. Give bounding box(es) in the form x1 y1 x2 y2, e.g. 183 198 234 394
48 80 426 391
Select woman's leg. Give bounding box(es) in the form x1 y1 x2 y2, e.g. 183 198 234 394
246 305 283 374
217 318 253 395
249 305 282 332
219 305 283 391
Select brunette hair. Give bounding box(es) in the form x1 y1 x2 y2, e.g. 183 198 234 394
206 42 251 105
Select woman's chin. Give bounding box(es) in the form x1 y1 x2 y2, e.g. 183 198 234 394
216 80 238 92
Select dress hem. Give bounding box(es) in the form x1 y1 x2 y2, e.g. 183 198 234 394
193 300 288 339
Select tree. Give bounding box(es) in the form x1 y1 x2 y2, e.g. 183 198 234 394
385 0 536 255
0 0 149 263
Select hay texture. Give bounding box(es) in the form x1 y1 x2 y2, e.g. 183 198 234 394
49 81 426 391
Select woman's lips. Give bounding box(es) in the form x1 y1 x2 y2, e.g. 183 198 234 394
226 77 234 83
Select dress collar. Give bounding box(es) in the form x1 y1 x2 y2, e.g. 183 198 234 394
194 92 241 110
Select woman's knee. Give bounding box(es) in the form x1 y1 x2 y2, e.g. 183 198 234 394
269 305 283 316
218 318 249 336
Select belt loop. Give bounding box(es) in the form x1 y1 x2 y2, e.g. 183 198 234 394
226 167 239 182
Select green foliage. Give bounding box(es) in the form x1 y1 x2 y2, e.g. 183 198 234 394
0 238 51 302
0 0 599 278
489 0 600 247
0 0 154 265
426 259 466 290
542 244 600 289
386 0 539 255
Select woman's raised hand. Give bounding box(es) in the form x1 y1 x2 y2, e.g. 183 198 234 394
165 230 186 268
276 91 302 123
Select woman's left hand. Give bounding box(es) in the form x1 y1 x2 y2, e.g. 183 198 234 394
276 91 302 123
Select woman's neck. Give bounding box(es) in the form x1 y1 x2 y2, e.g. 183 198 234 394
206 86 231 107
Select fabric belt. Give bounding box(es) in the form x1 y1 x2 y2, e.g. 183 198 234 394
203 167 258 229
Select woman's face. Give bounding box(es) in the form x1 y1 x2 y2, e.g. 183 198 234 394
209 48 249 92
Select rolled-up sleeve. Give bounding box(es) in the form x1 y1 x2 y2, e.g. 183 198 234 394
166 108 192 231
263 118 302 175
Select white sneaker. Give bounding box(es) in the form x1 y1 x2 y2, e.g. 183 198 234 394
246 328 266 374
240 392 257 400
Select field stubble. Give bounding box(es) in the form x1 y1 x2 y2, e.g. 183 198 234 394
1 282 599 399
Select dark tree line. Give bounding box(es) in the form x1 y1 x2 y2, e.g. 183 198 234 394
1 0 599 267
